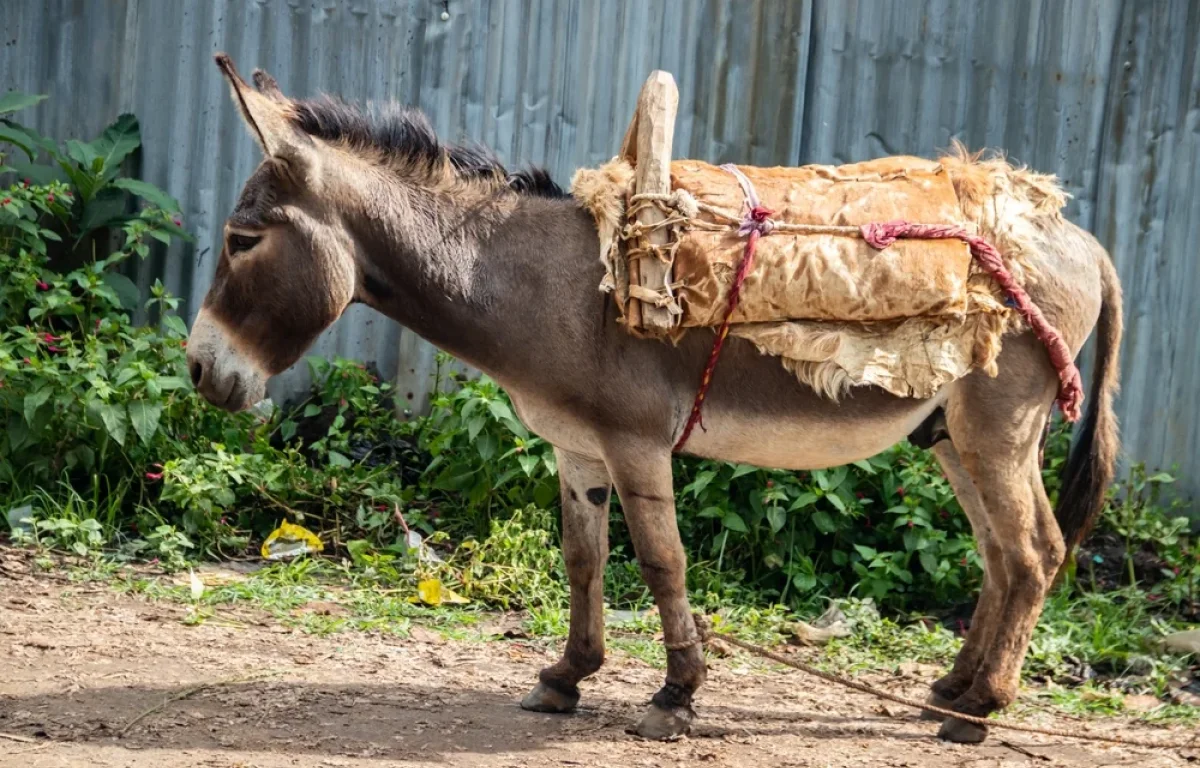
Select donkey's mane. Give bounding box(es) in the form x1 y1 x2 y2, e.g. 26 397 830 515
289 96 566 199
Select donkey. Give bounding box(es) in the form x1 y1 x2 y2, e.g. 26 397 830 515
189 55 1122 744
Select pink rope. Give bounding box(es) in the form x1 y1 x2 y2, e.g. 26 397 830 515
861 220 1084 422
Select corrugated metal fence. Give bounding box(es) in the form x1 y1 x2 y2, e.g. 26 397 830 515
3 0 1198 505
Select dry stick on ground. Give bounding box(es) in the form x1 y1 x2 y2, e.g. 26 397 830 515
118 671 280 737
0 732 38 743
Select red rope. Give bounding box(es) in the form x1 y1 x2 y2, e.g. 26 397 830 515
671 201 1085 452
860 221 1083 422
673 204 773 452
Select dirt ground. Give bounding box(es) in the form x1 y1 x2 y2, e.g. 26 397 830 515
1 560 1195 767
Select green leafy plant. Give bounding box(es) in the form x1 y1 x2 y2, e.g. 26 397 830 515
1 95 196 496
416 362 559 539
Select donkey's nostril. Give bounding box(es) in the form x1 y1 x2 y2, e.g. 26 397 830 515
190 360 204 387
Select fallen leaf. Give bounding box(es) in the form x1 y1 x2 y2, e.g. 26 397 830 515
300 601 347 617
408 626 446 645
1123 694 1163 712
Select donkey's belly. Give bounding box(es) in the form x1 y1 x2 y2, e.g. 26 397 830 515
679 392 945 471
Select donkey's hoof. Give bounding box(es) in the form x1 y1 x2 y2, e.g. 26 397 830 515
938 716 989 744
633 703 695 740
919 692 957 722
520 682 579 713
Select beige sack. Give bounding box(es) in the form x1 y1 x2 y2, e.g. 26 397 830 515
571 150 1063 401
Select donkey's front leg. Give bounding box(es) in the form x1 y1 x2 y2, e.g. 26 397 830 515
521 449 612 714
607 444 705 739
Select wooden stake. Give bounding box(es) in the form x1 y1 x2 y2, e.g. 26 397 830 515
628 71 678 334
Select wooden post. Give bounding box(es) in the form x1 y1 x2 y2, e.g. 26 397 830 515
627 71 678 335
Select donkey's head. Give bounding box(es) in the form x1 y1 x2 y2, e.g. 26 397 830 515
189 55 566 411
188 55 364 410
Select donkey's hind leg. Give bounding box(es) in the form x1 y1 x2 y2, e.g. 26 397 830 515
936 395 1063 744
920 441 1009 719
521 449 612 713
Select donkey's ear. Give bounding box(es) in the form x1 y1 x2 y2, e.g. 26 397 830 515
215 53 306 158
252 68 286 102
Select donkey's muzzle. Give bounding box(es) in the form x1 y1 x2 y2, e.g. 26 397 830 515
186 309 267 412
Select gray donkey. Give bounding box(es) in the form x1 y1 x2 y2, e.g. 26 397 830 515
188 55 1122 744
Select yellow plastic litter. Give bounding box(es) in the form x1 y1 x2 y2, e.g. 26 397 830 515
408 578 469 606
261 520 324 560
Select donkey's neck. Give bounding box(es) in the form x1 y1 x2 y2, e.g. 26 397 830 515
355 185 602 386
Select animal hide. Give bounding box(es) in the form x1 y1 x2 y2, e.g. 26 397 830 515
571 149 1063 401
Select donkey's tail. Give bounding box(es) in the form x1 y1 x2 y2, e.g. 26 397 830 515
1054 249 1122 564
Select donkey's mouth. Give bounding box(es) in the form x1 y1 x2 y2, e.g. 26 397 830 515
218 372 257 412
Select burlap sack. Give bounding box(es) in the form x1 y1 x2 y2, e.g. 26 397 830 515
670 158 974 325
571 149 1063 401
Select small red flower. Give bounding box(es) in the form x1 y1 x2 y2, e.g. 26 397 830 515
95 318 102 329
855 491 865 499
22 357 31 365
896 486 906 497
64 191 73 199
145 463 164 481
960 557 968 566
37 281 50 291
766 480 774 489
339 398 348 408
43 332 61 343
22 178 30 187
46 193 55 203
1147 594 1159 602
179 341 186 348
47 345 63 353
0 197 9 206
172 216 182 227
906 520 914 528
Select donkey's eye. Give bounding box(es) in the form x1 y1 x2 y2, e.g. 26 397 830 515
227 233 262 255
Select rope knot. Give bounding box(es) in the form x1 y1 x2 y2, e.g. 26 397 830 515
739 204 776 237
860 220 910 250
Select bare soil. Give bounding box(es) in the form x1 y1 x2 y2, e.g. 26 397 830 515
1 558 1194 767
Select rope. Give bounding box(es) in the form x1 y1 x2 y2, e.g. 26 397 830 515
660 172 1085 451
673 166 773 451
861 221 1084 421
693 615 1198 752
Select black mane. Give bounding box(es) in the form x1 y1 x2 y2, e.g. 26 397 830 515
289 97 566 199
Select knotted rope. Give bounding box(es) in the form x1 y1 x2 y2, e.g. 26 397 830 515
671 169 1085 451
692 614 1198 752
861 221 1083 421
673 166 773 451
